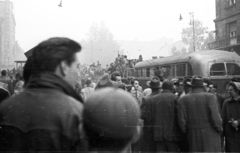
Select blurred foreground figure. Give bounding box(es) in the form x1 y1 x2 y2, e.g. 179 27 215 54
83 88 141 152
0 37 84 151
178 76 222 152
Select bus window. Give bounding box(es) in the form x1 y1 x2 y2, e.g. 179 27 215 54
187 63 193 76
150 68 155 78
146 68 154 77
154 67 161 76
127 69 135 77
226 63 240 75
176 64 186 77
136 69 141 77
210 63 226 76
142 68 147 77
160 66 171 78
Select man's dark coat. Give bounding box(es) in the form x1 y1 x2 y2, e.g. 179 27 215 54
178 88 222 152
0 73 84 151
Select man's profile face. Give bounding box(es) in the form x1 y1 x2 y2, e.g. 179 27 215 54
116 76 122 83
65 53 80 88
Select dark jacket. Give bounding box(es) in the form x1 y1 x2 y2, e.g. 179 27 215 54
150 90 182 142
221 97 240 152
0 73 84 151
140 91 160 152
178 88 222 152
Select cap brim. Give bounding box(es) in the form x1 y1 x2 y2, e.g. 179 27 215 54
186 81 205 87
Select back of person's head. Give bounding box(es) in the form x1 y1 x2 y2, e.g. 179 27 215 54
162 79 174 91
83 88 141 151
24 37 81 77
1 70 7 76
86 79 91 86
95 74 113 90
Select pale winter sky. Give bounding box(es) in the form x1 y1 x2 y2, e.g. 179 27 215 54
12 0 216 58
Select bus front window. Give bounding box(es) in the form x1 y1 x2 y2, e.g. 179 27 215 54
226 63 240 75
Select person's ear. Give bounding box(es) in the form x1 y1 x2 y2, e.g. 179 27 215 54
130 125 141 144
59 60 68 76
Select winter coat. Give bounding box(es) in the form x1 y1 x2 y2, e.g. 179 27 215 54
0 72 84 151
150 90 182 142
221 97 240 152
178 88 222 152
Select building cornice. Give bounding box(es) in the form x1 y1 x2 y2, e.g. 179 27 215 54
214 10 240 23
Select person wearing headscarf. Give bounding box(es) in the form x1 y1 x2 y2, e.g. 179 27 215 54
221 78 240 152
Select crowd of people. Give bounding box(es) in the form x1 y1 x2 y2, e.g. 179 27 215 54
0 37 239 152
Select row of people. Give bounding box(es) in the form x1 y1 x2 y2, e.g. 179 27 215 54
134 75 239 152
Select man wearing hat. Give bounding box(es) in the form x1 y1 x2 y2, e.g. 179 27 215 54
179 76 192 97
149 79 182 152
173 78 184 97
178 76 222 152
82 88 141 152
209 82 225 112
140 76 162 152
143 76 163 97
221 79 240 152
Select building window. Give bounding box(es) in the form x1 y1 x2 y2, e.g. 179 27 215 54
228 0 236 6
229 21 237 45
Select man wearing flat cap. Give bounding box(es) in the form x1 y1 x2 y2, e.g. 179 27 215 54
140 76 162 152
149 79 182 152
178 76 222 152
83 88 141 152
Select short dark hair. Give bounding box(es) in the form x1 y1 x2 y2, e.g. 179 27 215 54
1 70 6 76
162 79 174 90
110 71 121 81
86 80 91 86
23 37 81 78
131 79 139 86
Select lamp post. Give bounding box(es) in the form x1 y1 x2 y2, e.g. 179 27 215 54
189 12 195 52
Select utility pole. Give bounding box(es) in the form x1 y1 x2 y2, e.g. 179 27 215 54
189 12 195 52
91 40 93 63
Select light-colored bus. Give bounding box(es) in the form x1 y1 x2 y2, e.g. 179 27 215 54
124 50 240 95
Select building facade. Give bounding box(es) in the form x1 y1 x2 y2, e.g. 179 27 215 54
0 0 16 66
209 0 240 53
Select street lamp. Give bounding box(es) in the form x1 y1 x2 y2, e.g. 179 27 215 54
58 0 62 7
189 12 195 52
179 12 195 52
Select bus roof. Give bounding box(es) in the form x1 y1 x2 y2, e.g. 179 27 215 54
135 50 240 68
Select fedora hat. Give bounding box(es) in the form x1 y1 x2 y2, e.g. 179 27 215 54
187 76 206 87
146 76 162 88
180 76 192 86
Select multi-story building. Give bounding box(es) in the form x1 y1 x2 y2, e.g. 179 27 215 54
0 0 16 66
209 0 240 53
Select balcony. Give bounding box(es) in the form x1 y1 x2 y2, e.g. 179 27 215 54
208 35 240 50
